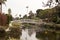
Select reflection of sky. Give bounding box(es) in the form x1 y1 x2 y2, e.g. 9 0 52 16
20 29 38 40
2 0 49 17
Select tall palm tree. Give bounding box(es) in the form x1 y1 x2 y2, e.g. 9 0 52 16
8 8 11 15
19 14 21 18
26 6 29 13
0 0 7 13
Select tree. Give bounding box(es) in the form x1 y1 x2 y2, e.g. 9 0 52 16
36 9 50 19
56 0 58 2
53 6 60 23
8 8 12 21
0 0 7 26
15 17 20 20
6 8 13 24
36 8 58 22
8 8 13 23
19 14 21 18
46 0 53 7
36 9 43 18
28 11 34 19
45 3 60 23
0 0 7 13
6 14 12 25
42 0 60 8
8 8 11 14
23 14 28 19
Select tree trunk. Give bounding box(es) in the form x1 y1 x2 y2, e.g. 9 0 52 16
0 3 2 14
0 3 2 26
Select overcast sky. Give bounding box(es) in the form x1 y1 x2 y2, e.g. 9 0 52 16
2 0 49 17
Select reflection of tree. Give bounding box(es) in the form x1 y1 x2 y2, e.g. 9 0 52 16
36 30 56 40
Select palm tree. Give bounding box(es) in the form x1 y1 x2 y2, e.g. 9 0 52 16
8 8 11 15
19 14 21 18
26 6 29 13
0 0 7 13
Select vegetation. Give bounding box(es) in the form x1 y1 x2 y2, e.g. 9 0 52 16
23 14 28 19
0 0 60 40
8 27 21 38
36 31 56 40
11 21 21 28
0 8 13 26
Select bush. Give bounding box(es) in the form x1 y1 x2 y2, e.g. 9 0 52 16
0 28 6 37
8 27 22 38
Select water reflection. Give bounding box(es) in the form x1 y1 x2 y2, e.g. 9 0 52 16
20 29 38 40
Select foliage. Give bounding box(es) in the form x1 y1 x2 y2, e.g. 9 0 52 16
0 28 6 37
36 31 56 40
36 9 43 18
0 0 7 4
6 14 13 24
42 0 59 8
36 6 60 23
8 8 11 14
15 17 20 20
8 27 21 38
5 8 13 24
28 11 35 19
23 14 28 19
19 14 21 19
11 21 21 27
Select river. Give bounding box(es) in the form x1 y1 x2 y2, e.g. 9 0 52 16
20 29 39 40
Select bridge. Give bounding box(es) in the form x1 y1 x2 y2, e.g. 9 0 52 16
9 19 60 33
10 19 43 25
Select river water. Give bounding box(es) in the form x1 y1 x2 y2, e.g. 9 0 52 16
20 29 39 40
6 27 41 40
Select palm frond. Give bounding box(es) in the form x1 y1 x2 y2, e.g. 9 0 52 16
0 0 7 3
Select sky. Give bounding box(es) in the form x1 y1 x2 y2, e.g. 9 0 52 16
2 0 49 17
